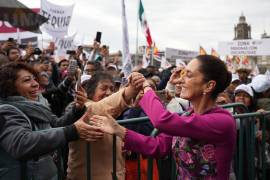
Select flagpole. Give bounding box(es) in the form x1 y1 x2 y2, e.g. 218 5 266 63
135 0 140 66
150 45 154 66
121 0 133 78
16 28 21 44
41 33 44 49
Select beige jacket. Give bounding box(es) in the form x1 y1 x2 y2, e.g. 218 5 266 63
67 89 129 180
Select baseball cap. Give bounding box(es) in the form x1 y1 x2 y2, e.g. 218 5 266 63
234 84 254 97
250 74 270 93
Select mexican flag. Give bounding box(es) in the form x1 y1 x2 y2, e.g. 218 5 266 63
139 0 153 47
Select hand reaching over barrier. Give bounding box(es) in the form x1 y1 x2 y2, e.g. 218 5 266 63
90 114 126 140
74 108 104 142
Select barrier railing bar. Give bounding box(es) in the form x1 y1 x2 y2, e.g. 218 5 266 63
137 155 141 180
250 117 255 180
118 117 149 125
238 119 244 180
112 135 117 180
86 143 91 180
233 112 270 119
261 116 266 180
147 129 159 180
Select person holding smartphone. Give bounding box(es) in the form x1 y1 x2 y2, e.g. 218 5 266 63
89 32 102 61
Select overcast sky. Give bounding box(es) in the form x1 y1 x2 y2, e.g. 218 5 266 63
19 0 270 53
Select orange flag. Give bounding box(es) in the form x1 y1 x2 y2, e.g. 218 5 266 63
199 46 207 55
153 43 159 56
211 48 219 58
242 56 249 65
146 43 159 56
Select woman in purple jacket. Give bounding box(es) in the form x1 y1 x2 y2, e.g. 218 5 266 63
92 55 237 179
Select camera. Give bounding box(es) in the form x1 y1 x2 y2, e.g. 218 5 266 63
33 48 42 55
7 38 14 42
66 50 76 55
18 44 27 49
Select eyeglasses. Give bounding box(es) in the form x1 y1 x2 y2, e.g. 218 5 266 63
84 69 96 75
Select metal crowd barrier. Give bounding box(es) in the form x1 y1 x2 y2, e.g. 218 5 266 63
233 111 270 180
85 103 269 180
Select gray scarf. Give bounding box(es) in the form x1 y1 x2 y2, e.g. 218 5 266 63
0 95 53 125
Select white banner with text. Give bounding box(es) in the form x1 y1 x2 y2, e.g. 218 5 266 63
40 0 74 38
218 39 270 56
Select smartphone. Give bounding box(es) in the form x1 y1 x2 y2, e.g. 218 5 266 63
66 50 76 55
121 77 128 86
75 70 82 91
95 31 102 43
33 48 42 55
68 59 78 77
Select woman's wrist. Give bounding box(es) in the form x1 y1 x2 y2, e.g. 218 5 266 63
143 84 151 89
116 125 127 140
142 81 152 93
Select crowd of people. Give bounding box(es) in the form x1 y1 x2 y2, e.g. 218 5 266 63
0 38 269 180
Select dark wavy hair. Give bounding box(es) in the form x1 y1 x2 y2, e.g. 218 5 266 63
6 46 20 57
196 55 232 99
0 62 38 98
86 61 104 72
82 72 113 100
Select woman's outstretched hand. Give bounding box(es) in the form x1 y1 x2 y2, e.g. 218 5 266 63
90 115 127 140
74 108 104 142
90 115 117 134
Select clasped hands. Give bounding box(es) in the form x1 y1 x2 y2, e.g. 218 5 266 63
74 72 150 141
74 107 124 141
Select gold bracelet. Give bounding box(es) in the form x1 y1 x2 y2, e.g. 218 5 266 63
143 85 152 89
